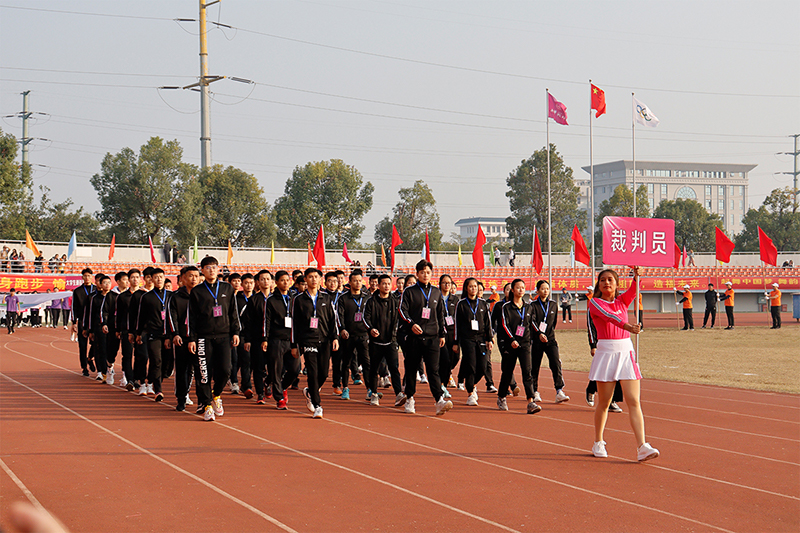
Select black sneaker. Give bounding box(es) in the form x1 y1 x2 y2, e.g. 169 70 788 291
82 369 90 377
88 359 96 372
175 402 185 412
154 392 164 402
195 405 205 414
125 381 134 392
608 402 623 413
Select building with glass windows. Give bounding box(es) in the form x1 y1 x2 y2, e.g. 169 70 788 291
577 160 754 234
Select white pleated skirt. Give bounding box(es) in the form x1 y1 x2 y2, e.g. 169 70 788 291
588 338 642 381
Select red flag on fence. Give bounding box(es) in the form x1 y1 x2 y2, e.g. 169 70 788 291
148 236 157 263
473 225 486 271
758 227 778 266
307 242 313 265
682 245 687 267
313 226 326 267
715 227 735 264
673 243 681 269
390 225 403 271
424 231 431 263
532 227 544 274
342 242 352 264
108 234 116 261
571 225 590 266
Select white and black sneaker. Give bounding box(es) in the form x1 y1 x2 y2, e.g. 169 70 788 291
303 387 314 413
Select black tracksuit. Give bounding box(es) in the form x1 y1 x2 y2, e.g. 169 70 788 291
71 284 96 372
136 287 170 394
116 289 135 384
497 300 534 400
454 297 492 394
291 290 338 408
337 289 371 391
86 291 116 373
439 293 459 388
262 290 297 402
703 289 718 327
530 297 565 393
232 291 253 391
363 292 401 396
188 280 240 407
167 286 194 405
246 290 270 399
128 289 149 385
399 282 446 401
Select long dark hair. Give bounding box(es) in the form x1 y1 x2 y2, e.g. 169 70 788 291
593 269 620 300
461 277 478 299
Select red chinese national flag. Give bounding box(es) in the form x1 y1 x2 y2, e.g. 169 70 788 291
715 226 735 264
313 225 326 267
390 225 403 270
571 225 590 266
532 227 544 274
591 84 606 118
673 243 681 269
148 236 157 263
472 225 486 271
758 226 778 266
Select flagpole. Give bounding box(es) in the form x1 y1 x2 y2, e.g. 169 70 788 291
546 88 552 290
715 260 720 324
632 92 637 217
762 261 769 325
531 225 536 293
589 80 595 280
673 268 680 330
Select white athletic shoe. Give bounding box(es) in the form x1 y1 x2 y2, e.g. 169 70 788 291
441 385 452 399
586 391 595 407
497 397 508 411
447 376 457 388
204 405 215 421
555 389 570 403
370 392 380 406
466 391 478 406
312 406 324 419
527 401 542 414
420 374 428 384
146 383 154 395
404 396 416 414
592 441 608 458
394 392 406 407
70 333 76 342
212 396 224 416
119 374 128 388
533 391 542 403
138 383 148 396
486 384 498 393
230 382 240 394
95 372 104 381
105 369 114 385
303 387 314 413
457 383 466 391
637 442 660 462
435 397 453 416
185 394 194 406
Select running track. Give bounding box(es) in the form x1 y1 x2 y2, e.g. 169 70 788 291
1 329 798 532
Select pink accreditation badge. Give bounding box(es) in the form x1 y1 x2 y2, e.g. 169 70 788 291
309 317 319 329
515 325 525 337
212 305 222 317
354 312 363 322
445 316 454 326
421 307 431 319
161 310 166 321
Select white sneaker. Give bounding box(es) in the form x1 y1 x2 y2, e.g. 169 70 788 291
230 382 240 394
394 392 406 407
497 397 508 411
147 383 154 395
204 405 215 421
466 391 478 406
555 389 570 403
138 383 148 396
586 391 595 407
312 406 324 419
592 441 608 458
303 387 314 413
95 372 104 381
447 376 457 388
533 391 542 403
527 401 542 414
404 396 416 414
637 442 660 462
370 392 380 406
212 396 224 416
70 333 76 342
486 384 498 393
420 373 428 384
119 374 128 388
441 385 452 399
416 372 422 382
457 383 466 391
435 397 453 416
185 394 194 406
105 370 114 385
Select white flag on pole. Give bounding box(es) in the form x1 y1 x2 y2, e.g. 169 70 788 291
633 97 660 128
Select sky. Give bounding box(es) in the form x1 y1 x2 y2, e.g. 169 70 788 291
1 0 798 245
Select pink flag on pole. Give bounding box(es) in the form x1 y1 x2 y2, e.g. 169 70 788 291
602 216 675 268
548 93 568 125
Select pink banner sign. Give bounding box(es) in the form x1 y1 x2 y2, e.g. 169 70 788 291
602 216 675 267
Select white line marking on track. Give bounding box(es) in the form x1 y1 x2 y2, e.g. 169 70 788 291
0 457 48 511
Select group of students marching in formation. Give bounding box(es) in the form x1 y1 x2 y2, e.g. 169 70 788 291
70 256 660 461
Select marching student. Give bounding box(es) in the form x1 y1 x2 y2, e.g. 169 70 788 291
325 272 346 395
335 270 346 294
289 271 304 297
70 268 96 376
398 260 453 416
393 277 405 299
438 274 458 399
337 269 372 401
588 267 659 462
585 309 624 413
674 284 694 330
530 280 569 405
487 282 517 396
496 279 539 414
116 269 140 390
454 277 493 406
128 267 154 394
767 283 782 329
364 274 403 407
135 268 170 402
248 269 274 404
187 257 241 422
4 288 19 334
168 266 200 411
477 280 498 393
720 281 735 329
262 270 296 409
291 267 339 419
702 283 718 329
231 273 254 398
86 276 117 383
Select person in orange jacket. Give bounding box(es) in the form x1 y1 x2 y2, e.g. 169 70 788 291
766 282 782 329
719 281 735 330
674 284 694 330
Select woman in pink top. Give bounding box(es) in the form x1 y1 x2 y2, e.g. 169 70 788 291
588 266 659 462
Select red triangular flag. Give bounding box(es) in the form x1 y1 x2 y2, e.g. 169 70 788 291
108 234 116 261
148 236 157 263
342 242 352 264
313 225 326 267
424 231 431 263
307 242 313 265
570 225 590 266
390 225 403 271
673 243 681 269
472 224 486 271
758 227 778 266
715 226 735 264
591 84 606 118
532 227 544 274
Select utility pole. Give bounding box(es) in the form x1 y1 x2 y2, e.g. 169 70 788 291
780 134 799 211
20 91 32 165
198 0 215 168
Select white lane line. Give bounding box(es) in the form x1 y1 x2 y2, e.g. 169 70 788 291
0 371 299 533
641 400 799 425
0 347 522 533
0 457 48 511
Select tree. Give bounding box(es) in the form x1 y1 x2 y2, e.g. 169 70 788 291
374 180 442 251
26 186 107 243
594 184 650 255
505 144 584 252
736 187 800 251
0 129 33 239
90 137 197 244
273 159 374 247
652 199 722 251
174 165 276 248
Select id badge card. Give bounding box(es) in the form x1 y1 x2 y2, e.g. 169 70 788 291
470 319 479 331
538 321 547 333
212 305 223 317
284 316 292 328
309 317 319 329
161 310 166 321
445 316 454 326
354 312 363 323
421 307 431 319
515 325 525 337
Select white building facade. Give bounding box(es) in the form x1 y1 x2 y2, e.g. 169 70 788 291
454 217 510 243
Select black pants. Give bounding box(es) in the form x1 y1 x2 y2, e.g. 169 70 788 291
458 338 488 393
725 306 735 327
341 336 369 390
194 336 232 407
231 344 252 390
30 309 40 326
498 344 533 400
6 311 16 333
251 344 267 397
586 380 623 402
280 346 303 395
107 330 120 369
50 309 60 326
93 330 108 372
531 342 565 392
369 342 402 395
561 305 572 321
174 340 193 403
120 332 134 383
266 338 292 400
771 306 782 328
301 342 331 408
77 325 90 370
403 336 443 401
682 308 694 329
703 307 716 327
145 333 165 394
331 339 343 388
439 337 457 388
